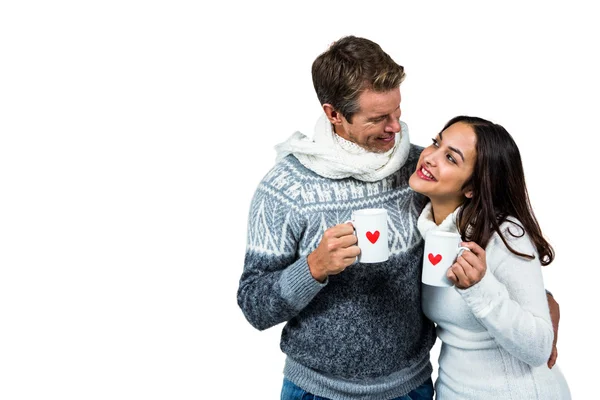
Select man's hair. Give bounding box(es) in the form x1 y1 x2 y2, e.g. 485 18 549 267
311 36 405 123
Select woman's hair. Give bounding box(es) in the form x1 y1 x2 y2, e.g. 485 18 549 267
447 115 554 266
311 36 405 123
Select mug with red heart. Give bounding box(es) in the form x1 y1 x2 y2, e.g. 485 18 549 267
349 208 389 263
422 231 470 287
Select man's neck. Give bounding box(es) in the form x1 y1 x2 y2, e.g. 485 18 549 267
332 123 349 141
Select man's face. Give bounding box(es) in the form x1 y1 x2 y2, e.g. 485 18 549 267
334 88 402 153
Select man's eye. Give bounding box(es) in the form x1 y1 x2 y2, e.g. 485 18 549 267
431 138 439 147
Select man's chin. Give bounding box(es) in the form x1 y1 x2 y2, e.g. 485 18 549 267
370 139 396 153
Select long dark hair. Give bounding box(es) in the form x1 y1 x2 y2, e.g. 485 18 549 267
446 116 554 266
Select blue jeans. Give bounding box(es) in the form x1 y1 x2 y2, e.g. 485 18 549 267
281 377 434 400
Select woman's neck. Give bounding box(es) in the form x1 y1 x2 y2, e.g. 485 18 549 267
430 200 461 226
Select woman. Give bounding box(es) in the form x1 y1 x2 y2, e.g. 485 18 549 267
408 116 571 399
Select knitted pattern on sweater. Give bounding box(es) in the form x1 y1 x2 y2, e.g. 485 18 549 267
238 149 436 399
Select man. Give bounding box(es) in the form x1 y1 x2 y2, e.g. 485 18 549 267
237 36 559 400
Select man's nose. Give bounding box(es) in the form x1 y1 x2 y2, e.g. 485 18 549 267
385 117 401 133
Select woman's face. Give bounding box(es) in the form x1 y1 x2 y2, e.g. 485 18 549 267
409 121 477 207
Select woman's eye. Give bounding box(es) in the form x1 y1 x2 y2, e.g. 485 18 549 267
431 138 439 147
446 154 456 164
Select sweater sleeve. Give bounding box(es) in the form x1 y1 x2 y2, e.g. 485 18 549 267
237 171 326 331
456 228 553 367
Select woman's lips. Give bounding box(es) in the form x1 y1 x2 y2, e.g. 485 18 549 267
416 166 436 181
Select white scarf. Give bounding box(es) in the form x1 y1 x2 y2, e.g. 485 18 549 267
417 202 461 236
275 113 411 182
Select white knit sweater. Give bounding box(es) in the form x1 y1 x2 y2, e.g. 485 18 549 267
418 203 571 399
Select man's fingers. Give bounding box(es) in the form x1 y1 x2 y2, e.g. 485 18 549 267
324 223 356 240
336 223 356 237
344 244 361 258
338 233 358 247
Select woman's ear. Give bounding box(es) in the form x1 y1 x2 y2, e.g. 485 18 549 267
463 187 474 199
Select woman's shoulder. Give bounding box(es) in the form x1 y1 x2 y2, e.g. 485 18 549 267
498 217 526 238
488 217 536 255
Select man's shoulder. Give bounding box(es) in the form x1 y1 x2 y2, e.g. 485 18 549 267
252 155 317 203
263 154 319 183
403 143 424 169
409 143 425 154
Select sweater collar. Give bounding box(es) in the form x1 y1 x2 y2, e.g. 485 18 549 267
417 202 461 237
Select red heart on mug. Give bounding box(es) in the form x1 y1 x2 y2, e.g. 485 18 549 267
366 231 380 244
428 253 442 266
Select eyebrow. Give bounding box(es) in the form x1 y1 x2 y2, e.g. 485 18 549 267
438 131 465 162
367 105 400 122
367 115 387 122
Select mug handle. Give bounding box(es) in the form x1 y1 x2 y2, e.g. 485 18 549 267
457 246 471 258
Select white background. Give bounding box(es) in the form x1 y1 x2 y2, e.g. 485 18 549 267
1 1 597 399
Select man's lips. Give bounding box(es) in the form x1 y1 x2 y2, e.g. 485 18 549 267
377 133 395 142
416 165 436 181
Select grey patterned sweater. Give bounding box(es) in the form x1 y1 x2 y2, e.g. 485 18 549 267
237 148 436 399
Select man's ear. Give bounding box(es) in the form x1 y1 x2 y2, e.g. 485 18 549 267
323 104 343 125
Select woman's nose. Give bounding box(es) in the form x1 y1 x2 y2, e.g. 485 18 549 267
423 152 436 166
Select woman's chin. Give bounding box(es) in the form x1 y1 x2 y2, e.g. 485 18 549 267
408 174 425 194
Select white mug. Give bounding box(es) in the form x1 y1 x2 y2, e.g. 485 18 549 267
422 231 470 287
350 208 389 263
